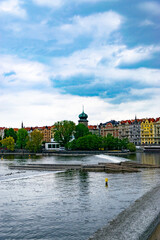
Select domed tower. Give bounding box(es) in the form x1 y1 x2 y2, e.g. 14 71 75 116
78 107 88 127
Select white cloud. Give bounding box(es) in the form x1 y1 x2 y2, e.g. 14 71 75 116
57 11 123 44
0 88 159 128
5 11 122 44
0 55 51 88
130 88 160 97
114 45 160 66
139 1 160 15
0 0 27 18
50 44 160 86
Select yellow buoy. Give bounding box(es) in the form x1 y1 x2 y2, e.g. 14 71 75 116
105 178 108 187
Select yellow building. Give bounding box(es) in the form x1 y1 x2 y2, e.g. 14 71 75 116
154 118 160 145
141 119 155 145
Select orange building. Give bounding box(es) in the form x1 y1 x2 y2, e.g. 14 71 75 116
41 126 51 143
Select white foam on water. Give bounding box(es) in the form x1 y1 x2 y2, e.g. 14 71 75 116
96 154 128 163
0 171 64 183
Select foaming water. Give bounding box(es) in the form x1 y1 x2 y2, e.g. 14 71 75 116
0 171 64 182
96 154 128 163
0 153 160 240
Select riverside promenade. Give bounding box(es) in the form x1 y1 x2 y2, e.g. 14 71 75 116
88 184 160 240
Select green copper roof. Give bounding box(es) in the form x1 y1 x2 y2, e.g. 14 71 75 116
79 111 88 119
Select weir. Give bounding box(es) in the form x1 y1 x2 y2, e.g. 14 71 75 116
9 162 159 173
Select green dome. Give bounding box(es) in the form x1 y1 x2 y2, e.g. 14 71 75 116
79 111 88 120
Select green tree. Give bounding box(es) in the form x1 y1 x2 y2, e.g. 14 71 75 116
74 124 90 140
76 134 102 150
103 134 115 150
120 138 129 150
16 128 28 149
4 128 17 142
26 130 43 153
54 120 76 146
1 136 15 151
127 142 136 152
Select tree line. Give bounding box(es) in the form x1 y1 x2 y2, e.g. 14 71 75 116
0 128 43 152
0 121 136 153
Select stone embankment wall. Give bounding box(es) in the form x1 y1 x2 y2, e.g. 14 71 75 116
88 184 160 240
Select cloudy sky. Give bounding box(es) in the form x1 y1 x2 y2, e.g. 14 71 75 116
0 0 160 127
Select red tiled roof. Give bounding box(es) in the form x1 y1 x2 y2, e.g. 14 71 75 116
88 125 98 130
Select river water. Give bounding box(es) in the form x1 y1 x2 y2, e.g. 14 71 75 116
0 152 160 240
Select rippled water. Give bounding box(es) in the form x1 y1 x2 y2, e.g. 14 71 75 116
0 153 160 240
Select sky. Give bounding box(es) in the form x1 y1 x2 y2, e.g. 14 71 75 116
0 0 160 127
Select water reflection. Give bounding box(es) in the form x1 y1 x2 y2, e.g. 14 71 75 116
123 152 160 166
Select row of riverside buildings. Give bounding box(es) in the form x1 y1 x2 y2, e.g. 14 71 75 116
0 110 160 146
79 111 160 145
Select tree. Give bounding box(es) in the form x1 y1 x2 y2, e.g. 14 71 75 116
76 134 102 150
120 138 129 150
1 136 15 151
26 129 43 153
54 120 76 146
74 124 90 140
103 134 115 150
4 128 17 142
127 142 136 152
16 128 28 149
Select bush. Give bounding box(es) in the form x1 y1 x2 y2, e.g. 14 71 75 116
127 142 136 152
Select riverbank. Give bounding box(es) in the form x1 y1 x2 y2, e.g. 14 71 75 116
88 184 160 240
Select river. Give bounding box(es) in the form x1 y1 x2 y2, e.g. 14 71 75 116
0 152 160 240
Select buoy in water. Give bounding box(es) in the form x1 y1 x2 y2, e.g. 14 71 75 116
105 178 108 187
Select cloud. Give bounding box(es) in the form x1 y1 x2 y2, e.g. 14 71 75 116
114 45 160 66
57 11 123 44
0 54 51 88
4 11 122 45
139 1 160 15
50 44 160 87
0 88 159 128
0 0 27 18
